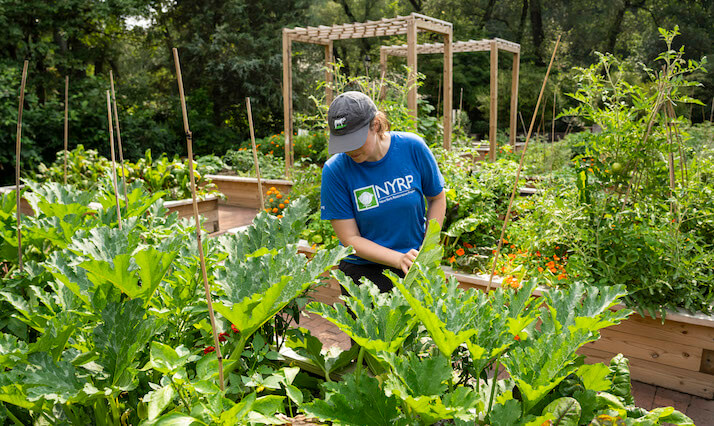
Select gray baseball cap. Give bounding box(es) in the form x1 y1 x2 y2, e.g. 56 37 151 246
327 91 377 155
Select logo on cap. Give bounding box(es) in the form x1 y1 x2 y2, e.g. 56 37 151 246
354 186 379 211
334 117 347 129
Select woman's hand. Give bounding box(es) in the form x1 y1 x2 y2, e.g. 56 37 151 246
398 249 419 274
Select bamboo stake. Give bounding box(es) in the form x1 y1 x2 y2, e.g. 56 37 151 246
487 36 561 292
105 91 123 231
15 60 28 273
109 71 129 207
666 102 688 186
63 75 69 185
457 87 464 130
518 111 527 138
172 47 225 391
246 97 264 208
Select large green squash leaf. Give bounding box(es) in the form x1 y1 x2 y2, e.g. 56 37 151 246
306 273 416 355
93 299 157 391
541 397 581 426
302 372 407 426
23 352 87 404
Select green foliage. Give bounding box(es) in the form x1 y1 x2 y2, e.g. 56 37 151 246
222 148 286 179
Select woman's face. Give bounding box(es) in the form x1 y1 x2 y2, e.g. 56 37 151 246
345 128 378 163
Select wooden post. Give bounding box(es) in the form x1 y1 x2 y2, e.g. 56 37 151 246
436 76 442 118
63 75 69 185
282 30 293 177
246 97 264 209
406 18 418 127
509 51 520 147
551 90 556 144
489 40 498 161
325 42 334 106
15 60 28 272
487 36 560 292
379 48 388 101
105 91 123 231
172 47 225 391
109 70 129 207
443 29 453 150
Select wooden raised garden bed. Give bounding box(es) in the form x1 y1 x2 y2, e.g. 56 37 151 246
205 175 293 209
164 195 220 233
446 267 714 399
1 185 220 233
296 241 714 399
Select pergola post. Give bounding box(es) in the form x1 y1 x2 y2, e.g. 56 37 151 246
489 40 498 162
282 30 293 175
406 19 418 127
379 48 387 100
510 51 520 147
443 31 453 150
325 41 333 106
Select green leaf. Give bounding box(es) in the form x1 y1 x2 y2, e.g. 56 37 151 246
0 334 27 368
23 352 86 404
489 399 523 425
219 392 256 425
286 328 358 380
150 411 205 425
146 342 191 375
607 354 633 405
93 299 157 390
541 397 581 426
303 372 406 426
576 364 611 392
285 384 303 405
144 384 176 421
306 273 416 355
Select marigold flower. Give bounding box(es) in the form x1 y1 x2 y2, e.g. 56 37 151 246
277 194 283 199
510 244 516 249
272 208 278 213
269 150 274 155
267 190 273 195
277 214 283 219
456 248 465 256
554 255 560 261
557 273 567 280
279 203 285 209
269 198 274 203
204 346 215 354
588 168 594 172
549 267 557 273
270 187 276 191
503 238 509 244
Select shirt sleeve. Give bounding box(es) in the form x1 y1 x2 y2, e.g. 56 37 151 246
413 136 445 197
320 159 355 220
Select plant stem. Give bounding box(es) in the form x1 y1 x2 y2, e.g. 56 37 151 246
486 358 500 417
355 346 365 384
2 403 24 426
171 379 192 411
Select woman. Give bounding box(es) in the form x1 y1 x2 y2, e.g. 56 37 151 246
320 91 446 292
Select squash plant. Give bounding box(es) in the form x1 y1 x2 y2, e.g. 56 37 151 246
0 183 347 424
303 221 694 425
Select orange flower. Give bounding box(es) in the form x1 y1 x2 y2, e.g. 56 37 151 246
536 251 541 257
514 335 521 341
276 194 283 199
277 215 283 219
269 198 274 203
270 187 276 191
464 242 473 249
284 199 289 204
510 244 516 249
267 190 273 195
278 203 285 209
308 144 312 148
538 267 544 272
554 255 560 261
448 256 456 263
269 150 274 154
272 208 278 213
264 208 270 212
503 238 509 244
557 273 567 280
456 248 465 256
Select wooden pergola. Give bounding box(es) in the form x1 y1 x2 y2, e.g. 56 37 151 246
381 38 520 161
282 13 453 172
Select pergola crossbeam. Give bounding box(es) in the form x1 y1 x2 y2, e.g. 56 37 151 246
381 38 521 160
282 13 454 174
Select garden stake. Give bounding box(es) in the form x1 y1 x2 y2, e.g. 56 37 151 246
457 87 463 129
666 101 688 186
109 70 129 207
173 47 225 391
64 75 69 185
487 36 560 292
246 97 264 208
15 60 28 273
105 91 123 231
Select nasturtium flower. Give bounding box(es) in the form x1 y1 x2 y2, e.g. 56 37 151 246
204 346 216 354
455 248 465 256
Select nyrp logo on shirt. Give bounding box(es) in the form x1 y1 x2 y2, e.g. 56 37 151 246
353 175 415 211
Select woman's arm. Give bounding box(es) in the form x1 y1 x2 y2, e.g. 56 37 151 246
426 190 447 228
331 218 418 274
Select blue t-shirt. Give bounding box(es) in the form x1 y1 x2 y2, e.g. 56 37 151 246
320 131 445 264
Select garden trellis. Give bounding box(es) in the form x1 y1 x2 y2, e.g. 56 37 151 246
380 38 521 158
282 13 454 173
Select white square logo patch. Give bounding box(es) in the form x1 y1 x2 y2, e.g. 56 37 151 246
354 186 379 211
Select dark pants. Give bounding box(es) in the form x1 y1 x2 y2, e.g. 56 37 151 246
338 260 405 295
